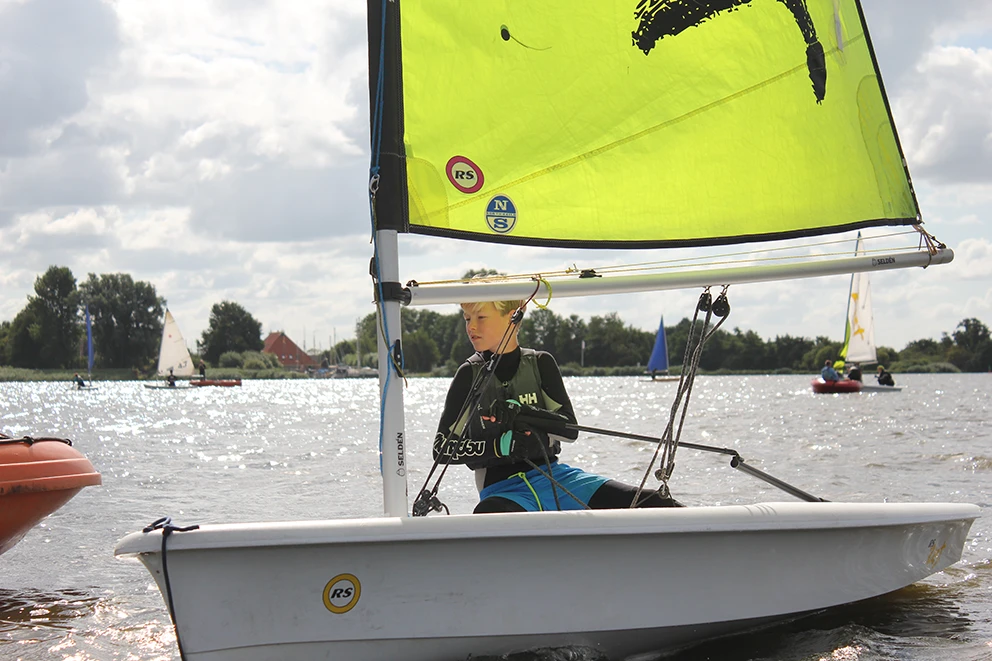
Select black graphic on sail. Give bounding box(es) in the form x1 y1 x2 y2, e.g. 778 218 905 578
632 0 827 103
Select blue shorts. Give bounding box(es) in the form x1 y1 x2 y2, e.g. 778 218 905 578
478 462 609 511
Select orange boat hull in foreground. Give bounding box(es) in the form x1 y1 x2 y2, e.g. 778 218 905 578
0 435 102 556
190 379 242 387
810 378 862 394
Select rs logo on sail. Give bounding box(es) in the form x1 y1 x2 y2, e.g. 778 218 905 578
446 155 484 194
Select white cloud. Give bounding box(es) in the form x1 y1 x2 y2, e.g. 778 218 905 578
941 237 992 280
894 46 992 184
0 0 989 358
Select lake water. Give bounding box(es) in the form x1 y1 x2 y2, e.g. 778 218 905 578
1 375 989 661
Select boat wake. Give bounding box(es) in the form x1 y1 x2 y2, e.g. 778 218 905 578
0 588 100 633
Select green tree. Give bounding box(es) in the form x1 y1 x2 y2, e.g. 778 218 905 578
800 336 839 371
0 320 10 365
22 266 83 368
200 301 263 364
520 308 561 355
897 338 942 369
666 318 693 367
355 313 378 366
953 318 990 352
402 329 441 372
553 314 587 366
875 346 898 369
461 268 501 279
402 309 458 371
584 313 652 367
80 273 165 369
768 334 814 370
0 266 84 369
3 306 44 368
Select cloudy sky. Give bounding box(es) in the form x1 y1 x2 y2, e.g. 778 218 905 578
1 0 990 355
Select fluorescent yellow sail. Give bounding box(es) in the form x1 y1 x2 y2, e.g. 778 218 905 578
395 0 918 248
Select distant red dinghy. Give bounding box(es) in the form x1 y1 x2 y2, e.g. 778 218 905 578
0 434 102 556
810 378 862 394
190 379 243 387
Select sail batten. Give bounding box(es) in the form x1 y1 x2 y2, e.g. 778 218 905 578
388 1 921 248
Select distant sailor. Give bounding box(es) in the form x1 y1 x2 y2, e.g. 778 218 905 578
167 368 177 388
847 363 862 382
73 373 86 389
820 360 839 382
876 365 895 386
199 360 206 380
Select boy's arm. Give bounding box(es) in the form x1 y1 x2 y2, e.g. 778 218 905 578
535 352 576 422
534 352 579 445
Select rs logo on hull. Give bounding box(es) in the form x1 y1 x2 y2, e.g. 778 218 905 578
323 573 362 614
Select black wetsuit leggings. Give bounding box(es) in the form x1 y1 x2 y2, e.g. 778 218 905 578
473 479 683 514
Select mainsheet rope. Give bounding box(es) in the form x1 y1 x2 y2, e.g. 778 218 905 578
634 287 731 504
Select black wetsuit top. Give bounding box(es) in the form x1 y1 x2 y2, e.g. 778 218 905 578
434 347 575 489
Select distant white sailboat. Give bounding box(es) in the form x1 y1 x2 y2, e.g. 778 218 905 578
840 235 902 392
157 310 194 378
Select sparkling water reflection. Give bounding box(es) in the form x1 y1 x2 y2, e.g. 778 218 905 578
0 375 989 660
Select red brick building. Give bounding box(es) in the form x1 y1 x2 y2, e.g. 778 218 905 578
262 332 318 369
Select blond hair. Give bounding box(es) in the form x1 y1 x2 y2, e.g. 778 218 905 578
460 299 524 317
459 273 524 317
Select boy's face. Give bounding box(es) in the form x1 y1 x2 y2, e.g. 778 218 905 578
462 302 514 353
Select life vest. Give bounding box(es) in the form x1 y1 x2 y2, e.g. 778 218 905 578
452 349 565 470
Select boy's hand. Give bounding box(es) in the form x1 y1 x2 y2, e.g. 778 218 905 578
476 399 520 440
486 399 520 428
508 427 551 460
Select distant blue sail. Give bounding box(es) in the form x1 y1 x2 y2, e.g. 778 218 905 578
647 316 669 373
86 304 94 375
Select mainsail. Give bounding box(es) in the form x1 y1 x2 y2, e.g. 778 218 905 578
839 234 877 364
157 310 194 377
372 1 920 248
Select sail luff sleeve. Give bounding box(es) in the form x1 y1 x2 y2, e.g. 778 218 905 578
368 0 408 232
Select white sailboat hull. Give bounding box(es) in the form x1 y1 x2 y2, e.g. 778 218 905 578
860 384 903 393
115 502 977 661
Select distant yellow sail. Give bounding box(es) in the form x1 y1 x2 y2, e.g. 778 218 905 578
393 0 919 248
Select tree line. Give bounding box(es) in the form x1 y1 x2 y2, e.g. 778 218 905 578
4 266 990 376
346 306 991 376
0 266 265 371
